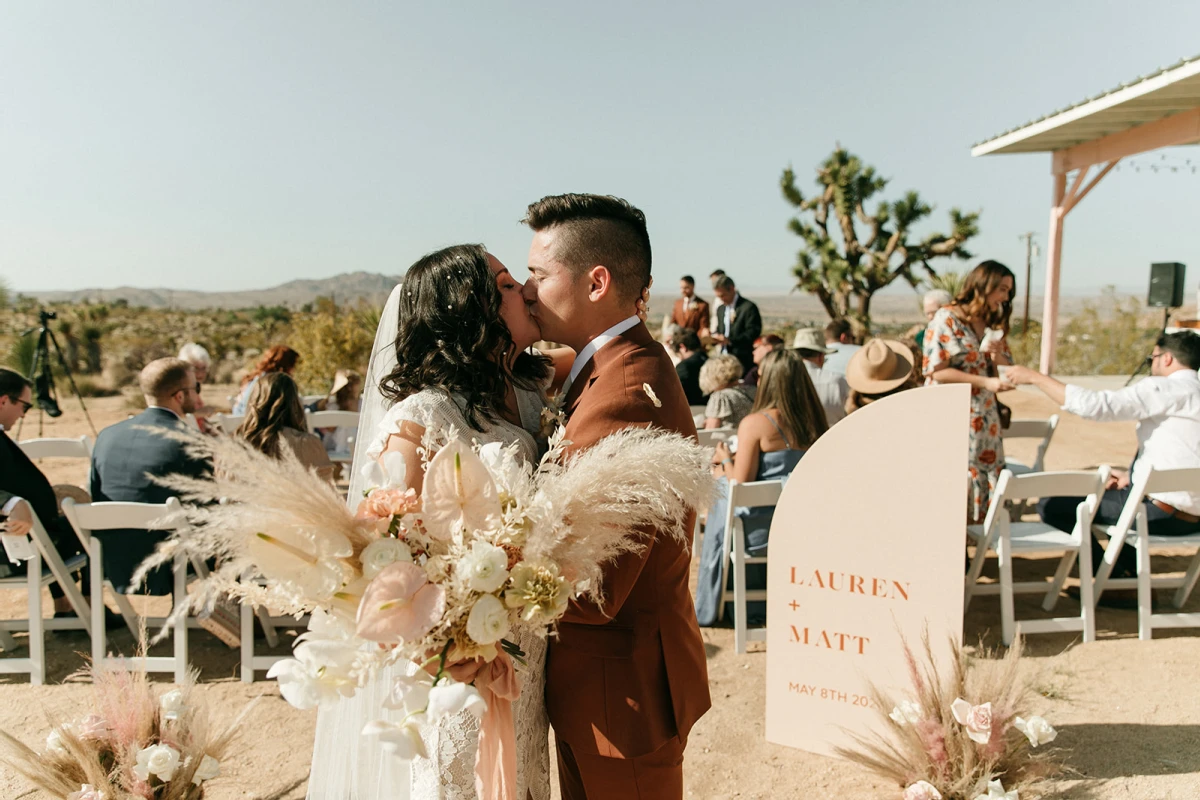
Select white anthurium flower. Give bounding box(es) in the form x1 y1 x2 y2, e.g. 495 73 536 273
159 688 186 721
247 526 353 602
951 697 994 744
422 440 501 539
191 754 220 785
132 743 182 782
1013 715 1057 747
903 781 943 800
457 540 510 593
266 639 360 710
972 779 1018 800
465 593 511 646
426 678 488 724
889 699 922 726
363 719 427 760
45 726 70 756
383 673 432 716
360 538 413 579
360 451 409 494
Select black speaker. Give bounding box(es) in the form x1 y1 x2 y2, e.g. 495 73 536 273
1148 262 1185 308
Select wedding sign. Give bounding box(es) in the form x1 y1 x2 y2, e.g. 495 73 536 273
765 384 969 756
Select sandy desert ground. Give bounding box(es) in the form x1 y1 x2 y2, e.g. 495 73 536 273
2 385 1199 799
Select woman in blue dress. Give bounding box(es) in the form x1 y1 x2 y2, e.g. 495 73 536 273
695 348 829 626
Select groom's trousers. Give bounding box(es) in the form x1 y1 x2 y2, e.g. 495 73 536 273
556 734 686 800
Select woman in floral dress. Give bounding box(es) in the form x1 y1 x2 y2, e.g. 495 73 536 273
924 261 1017 522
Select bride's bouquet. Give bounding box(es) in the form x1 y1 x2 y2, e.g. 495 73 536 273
137 421 711 780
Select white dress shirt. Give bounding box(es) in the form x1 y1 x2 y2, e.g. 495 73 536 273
563 315 641 395
822 343 861 376
1063 369 1200 514
804 360 849 426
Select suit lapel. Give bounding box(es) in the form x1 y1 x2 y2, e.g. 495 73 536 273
563 358 597 417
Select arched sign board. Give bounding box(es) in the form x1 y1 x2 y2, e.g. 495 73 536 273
765 384 969 756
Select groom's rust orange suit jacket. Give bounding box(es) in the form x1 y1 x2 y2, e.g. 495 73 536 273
546 321 712 759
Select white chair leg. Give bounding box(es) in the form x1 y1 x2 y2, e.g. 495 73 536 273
256 606 279 648
240 603 254 684
1171 550 1200 609
0 629 16 652
1136 511 1153 641
1042 551 1077 611
90 538 106 670
1076 532 1096 644
113 593 140 636
173 552 188 684
733 521 748 655
963 537 989 611
28 555 44 685
998 529 1015 646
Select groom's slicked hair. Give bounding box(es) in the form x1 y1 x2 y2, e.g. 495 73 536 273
522 193 651 303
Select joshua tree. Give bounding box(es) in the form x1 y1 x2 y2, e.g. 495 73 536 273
781 147 980 329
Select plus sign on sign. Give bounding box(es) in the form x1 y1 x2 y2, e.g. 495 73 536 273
764 384 968 756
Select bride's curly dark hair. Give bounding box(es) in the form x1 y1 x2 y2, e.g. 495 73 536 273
380 244 551 431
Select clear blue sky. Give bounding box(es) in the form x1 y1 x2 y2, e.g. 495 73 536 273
3 2 1198 297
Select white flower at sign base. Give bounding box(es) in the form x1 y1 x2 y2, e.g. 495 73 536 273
972 779 1018 800
67 785 106 800
466 592 511 645
45 727 69 756
951 697 994 744
457 540 510 593
159 688 186 721
426 679 487 724
267 639 359 710
1013 715 1057 747
903 780 943 800
191 754 221 785
360 538 413 579
133 743 182 782
363 718 427 760
889 699 922 726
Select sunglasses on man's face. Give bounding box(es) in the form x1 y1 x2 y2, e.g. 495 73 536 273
7 397 32 414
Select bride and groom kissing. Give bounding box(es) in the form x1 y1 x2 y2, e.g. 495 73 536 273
309 193 711 799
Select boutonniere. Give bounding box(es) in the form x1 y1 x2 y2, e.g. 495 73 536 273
539 394 566 439
642 384 662 408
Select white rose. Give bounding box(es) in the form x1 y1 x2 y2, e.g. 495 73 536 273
426 679 487 723
904 781 943 800
363 718 427 760
45 727 70 756
973 779 1018 800
889 699 922 726
159 688 186 722
465 593 511 646
360 538 413 579
191 754 220 785
133 743 182 782
457 541 510 594
1013 715 1057 747
951 697 994 745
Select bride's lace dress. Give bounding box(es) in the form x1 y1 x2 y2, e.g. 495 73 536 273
307 388 550 800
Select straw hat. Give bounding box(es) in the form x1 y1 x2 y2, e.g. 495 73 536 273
330 370 360 396
845 339 915 394
791 328 836 355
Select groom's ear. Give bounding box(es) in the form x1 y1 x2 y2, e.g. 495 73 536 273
585 265 614 303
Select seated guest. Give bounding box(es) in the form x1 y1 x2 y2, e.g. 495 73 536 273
661 323 687 366
821 319 861 375
231 345 300 415
238 373 334 482
700 354 754 429
793 327 850 426
845 339 919 414
310 369 362 457
695 350 828 626
741 334 785 387
0 368 85 616
675 331 708 406
1008 332 1200 586
178 342 214 432
90 358 212 595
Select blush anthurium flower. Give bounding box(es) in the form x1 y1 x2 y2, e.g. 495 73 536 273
421 440 501 539
355 561 446 643
903 781 943 800
267 639 359 709
247 526 352 602
1013 715 1057 747
951 698 994 745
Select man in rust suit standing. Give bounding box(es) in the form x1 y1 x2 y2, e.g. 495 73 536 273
522 193 711 799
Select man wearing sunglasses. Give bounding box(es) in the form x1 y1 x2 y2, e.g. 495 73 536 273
0 368 86 615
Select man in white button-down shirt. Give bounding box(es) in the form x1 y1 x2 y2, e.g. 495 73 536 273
1008 332 1200 579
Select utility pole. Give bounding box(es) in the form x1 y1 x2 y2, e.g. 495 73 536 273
1018 232 1039 335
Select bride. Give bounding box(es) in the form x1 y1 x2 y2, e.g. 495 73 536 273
308 243 576 800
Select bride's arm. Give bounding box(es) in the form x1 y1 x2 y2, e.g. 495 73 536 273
379 420 428 495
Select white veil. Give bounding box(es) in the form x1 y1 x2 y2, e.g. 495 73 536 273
307 281 413 800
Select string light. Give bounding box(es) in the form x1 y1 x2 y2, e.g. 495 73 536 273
1113 151 1197 175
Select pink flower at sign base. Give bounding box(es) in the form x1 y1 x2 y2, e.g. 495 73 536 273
951 698 994 745
356 561 446 643
904 781 943 800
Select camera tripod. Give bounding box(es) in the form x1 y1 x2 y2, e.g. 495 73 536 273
18 310 97 438
1124 306 1173 387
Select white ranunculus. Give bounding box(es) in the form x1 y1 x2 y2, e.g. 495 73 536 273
465 593 511 645
457 541 510 593
973 779 1018 800
159 688 186 722
266 639 359 710
191 754 220 785
889 699 922 726
45 727 69 756
133 743 182 782
360 538 413 579
903 781 943 800
1013 715 1057 747
426 679 487 723
383 673 432 716
363 718 427 760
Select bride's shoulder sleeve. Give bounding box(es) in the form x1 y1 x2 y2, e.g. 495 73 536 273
364 391 453 462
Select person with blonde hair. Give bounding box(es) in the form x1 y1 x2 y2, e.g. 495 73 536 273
236 372 333 482
695 349 828 626
924 260 1017 523
699 353 753 429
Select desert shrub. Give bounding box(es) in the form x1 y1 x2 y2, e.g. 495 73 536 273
6 333 37 376
72 376 119 397
288 302 377 394
1008 288 1160 375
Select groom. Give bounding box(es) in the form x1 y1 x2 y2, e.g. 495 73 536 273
522 194 711 799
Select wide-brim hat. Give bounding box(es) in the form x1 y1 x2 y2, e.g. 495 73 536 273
330 370 360 396
791 327 837 355
845 338 915 394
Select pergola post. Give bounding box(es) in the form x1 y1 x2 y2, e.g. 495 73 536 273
1039 173 1068 374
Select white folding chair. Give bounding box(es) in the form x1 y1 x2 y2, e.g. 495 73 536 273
715 479 784 654
213 413 245 434
240 597 311 683
1092 466 1200 640
695 427 734 448
965 467 1109 645
1001 415 1059 476
691 405 708 427
60 497 193 683
17 436 94 460
305 410 360 464
0 508 91 684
